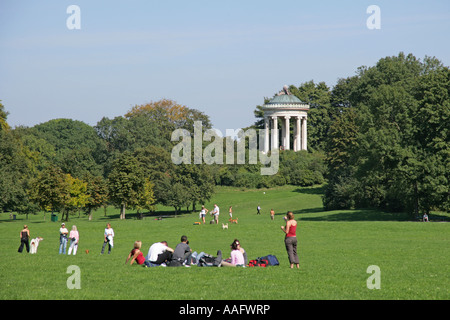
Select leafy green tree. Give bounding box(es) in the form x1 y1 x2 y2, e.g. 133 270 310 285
289 81 334 151
30 165 70 220
107 152 148 219
21 119 107 178
82 174 109 221
0 101 10 131
133 178 156 219
0 107 38 216
62 174 89 221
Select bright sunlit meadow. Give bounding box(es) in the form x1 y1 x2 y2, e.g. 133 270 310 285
1 185 448 300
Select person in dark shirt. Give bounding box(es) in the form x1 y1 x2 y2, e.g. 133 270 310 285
18 225 30 253
170 235 192 267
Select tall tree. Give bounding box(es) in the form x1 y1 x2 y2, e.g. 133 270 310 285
30 165 70 220
83 174 109 221
0 105 38 216
107 152 148 219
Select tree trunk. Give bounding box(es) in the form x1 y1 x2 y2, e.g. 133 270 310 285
88 208 93 221
120 203 126 220
414 181 419 218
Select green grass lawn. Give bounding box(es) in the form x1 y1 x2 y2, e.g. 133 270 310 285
0 185 449 300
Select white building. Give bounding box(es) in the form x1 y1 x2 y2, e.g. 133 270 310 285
262 86 310 153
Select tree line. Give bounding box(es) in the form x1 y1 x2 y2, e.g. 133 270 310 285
1 52 448 219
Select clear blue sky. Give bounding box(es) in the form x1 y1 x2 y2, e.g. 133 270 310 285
1 0 449 134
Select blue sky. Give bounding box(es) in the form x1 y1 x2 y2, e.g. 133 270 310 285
1 0 449 134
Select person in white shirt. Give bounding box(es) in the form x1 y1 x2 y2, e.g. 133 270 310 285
145 241 174 266
101 223 114 254
211 204 220 224
59 223 69 254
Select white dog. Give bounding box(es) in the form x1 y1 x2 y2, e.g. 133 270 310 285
222 223 228 230
30 237 43 254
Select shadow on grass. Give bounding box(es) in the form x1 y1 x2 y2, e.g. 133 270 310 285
97 210 194 221
295 209 411 222
292 185 325 195
289 209 449 222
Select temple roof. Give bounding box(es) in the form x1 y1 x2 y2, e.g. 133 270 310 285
267 94 304 105
263 86 309 109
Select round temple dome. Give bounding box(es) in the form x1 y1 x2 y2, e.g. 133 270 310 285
267 94 304 105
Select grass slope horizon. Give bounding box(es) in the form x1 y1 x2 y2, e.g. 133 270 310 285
1 185 449 300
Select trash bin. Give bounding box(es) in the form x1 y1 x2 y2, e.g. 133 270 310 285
51 214 58 222
13 214 16 220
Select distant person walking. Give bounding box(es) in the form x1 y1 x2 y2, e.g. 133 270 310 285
101 223 114 254
281 211 299 269
270 208 275 221
257 205 261 215
18 225 30 253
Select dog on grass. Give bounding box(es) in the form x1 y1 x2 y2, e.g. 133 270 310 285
222 223 228 230
30 237 43 254
231 218 238 224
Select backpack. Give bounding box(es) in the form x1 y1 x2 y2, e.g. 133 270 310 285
248 257 269 267
198 250 222 267
262 255 279 266
198 255 215 267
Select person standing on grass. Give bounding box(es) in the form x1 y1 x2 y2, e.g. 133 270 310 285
270 208 275 221
200 205 208 224
59 223 69 254
101 223 114 254
229 206 233 219
18 225 30 253
257 205 261 215
281 211 299 269
211 204 220 224
68 225 79 255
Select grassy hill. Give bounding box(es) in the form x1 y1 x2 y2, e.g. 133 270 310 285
0 185 448 300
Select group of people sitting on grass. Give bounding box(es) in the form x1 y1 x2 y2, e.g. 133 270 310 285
125 235 247 268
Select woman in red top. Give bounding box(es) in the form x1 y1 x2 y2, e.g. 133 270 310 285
125 241 146 265
281 211 299 269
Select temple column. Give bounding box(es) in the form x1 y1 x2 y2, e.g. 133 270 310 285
294 116 300 151
264 117 269 153
284 116 290 150
301 117 307 150
271 116 278 150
